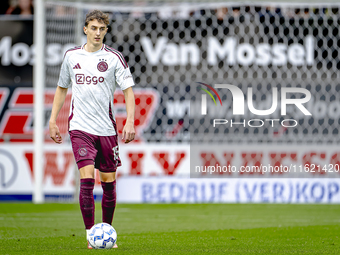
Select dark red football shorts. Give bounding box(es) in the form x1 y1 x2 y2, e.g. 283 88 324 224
69 130 121 172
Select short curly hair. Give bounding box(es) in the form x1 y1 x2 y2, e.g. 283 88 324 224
84 10 109 27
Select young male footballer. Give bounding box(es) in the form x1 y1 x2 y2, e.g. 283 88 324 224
49 10 135 249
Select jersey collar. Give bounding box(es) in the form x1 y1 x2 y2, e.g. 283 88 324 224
81 43 105 52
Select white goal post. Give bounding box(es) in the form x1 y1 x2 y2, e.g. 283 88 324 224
33 0 45 204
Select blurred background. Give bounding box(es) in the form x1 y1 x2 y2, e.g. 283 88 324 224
0 0 340 203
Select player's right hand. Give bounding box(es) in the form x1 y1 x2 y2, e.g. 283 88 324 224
49 121 63 144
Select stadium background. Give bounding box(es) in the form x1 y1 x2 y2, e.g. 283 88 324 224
0 0 340 203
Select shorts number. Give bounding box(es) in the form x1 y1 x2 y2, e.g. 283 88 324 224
112 146 119 161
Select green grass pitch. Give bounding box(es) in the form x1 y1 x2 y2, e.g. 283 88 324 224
0 203 340 254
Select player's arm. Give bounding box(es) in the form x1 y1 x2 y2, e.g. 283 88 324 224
49 86 68 144
122 86 135 143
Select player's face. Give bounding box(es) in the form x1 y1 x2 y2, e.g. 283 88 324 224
84 20 107 47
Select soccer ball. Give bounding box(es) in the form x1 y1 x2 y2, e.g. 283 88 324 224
88 223 117 249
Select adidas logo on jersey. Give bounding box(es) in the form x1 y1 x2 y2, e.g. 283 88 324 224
73 63 81 69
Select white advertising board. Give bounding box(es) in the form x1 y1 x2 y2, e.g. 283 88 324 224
117 177 340 203
1 143 340 203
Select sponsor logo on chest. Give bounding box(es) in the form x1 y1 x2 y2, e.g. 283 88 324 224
74 59 109 85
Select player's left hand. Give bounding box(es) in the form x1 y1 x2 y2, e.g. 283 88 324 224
122 121 135 143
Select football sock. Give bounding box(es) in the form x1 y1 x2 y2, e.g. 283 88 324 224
101 180 116 225
79 178 95 230
86 229 90 240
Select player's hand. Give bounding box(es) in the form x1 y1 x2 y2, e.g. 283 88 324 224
49 121 63 144
122 121 135 143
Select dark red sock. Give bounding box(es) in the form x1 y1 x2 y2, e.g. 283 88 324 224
101 180 116 225
79 178 95 230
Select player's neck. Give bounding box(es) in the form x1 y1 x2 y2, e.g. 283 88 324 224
84 43 103 53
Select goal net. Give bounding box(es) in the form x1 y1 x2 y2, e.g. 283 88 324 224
44 1 340 144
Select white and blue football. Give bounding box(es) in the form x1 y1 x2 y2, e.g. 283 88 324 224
88 223 117 249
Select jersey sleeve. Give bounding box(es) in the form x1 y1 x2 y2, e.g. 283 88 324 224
57 54 71 88
115 60 135 91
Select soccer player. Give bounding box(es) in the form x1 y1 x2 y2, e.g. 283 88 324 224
49 10 135 249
